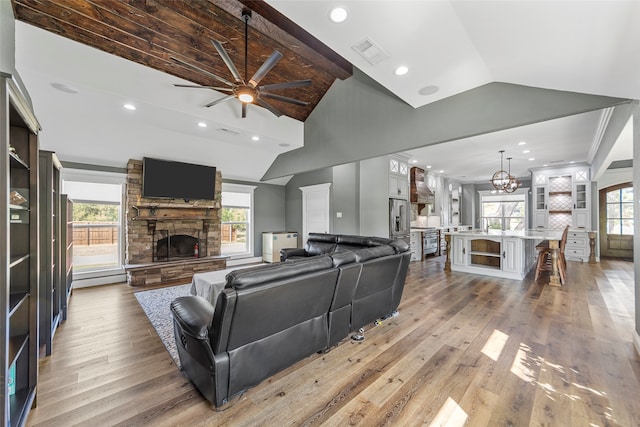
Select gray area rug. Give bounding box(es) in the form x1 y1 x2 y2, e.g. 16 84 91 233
134 284 191 367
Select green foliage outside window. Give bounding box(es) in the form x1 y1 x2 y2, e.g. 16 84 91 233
220 208 248 222
73 203 119 222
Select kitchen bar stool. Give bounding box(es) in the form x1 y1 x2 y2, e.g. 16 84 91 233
534 225 568 284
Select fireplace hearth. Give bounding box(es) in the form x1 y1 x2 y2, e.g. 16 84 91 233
124 159 226 286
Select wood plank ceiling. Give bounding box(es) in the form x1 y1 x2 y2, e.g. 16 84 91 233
11 0 353 122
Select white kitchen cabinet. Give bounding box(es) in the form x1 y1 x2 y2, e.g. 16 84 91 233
448 232 542 280
410 231 422 262
530 166 591 230
565 229 590 262
501 237 521 274
389 156 409 200
572 181 590 229
533 185 548 228
452 235 467 267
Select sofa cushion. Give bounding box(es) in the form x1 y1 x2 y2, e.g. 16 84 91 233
337 234 371 247
389 238 410 253
368 236 393 247
305 241 337 256
352 245 396 262
331 251 357 267
307 233 338 243
225 256 334 289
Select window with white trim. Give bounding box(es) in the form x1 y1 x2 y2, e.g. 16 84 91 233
480 190 527 231
221 183 256 257
61 168 126 277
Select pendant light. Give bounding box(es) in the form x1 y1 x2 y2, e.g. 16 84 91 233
490 150 510 192
504 157 521 193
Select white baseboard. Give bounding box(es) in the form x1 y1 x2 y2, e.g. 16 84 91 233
72 274 127 288
634 330 640 358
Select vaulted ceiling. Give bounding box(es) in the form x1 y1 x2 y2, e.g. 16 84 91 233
12 0 352 122
11 1 639 183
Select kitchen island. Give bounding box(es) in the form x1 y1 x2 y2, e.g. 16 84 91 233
443 229 565 283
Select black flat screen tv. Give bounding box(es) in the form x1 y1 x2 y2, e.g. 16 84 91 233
142 157 216 201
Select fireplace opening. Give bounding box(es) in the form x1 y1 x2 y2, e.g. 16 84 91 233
155 233 204 261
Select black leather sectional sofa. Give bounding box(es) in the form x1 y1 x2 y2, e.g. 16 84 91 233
170 233 411 407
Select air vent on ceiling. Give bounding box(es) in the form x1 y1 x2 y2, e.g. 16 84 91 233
216 127 241 136
351 37 390 66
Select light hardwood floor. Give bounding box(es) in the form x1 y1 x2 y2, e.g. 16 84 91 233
27 257 640 426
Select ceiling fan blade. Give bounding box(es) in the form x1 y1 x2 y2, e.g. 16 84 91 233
249 50 283 87
204 94 236 108
170 56 235 87
174 84 233 91
256 98 282 117
259 79 311 91
261 92 309 106
242 103 247 119
211 40 244 83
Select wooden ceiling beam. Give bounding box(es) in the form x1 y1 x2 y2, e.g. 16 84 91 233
218 0 353 80
11 0 351 121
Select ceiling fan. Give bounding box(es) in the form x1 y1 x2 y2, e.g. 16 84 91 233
172 9 311 118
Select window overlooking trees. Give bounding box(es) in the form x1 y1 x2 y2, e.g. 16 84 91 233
606 186 634 235
221 184 256 257
62 180 123 272
480 192 526 231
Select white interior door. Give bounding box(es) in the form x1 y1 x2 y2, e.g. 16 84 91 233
300 183 331 244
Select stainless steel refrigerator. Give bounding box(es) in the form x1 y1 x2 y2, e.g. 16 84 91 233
389 198 410 242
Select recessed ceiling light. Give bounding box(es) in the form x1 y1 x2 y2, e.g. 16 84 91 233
394 66 409 76
50 82 79 94
569 161 575 164
123 104 136 110
528 158 535 161
418 85 439 96
426 165 432 169
197 122 207 128
518 141 526 146
252 136 260 141
329 7 348 23
523 150 530 154
543 164 549 167
411 159 418 164
439 170 444 173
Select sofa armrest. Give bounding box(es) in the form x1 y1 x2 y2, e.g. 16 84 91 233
280 247 307 261
170 296 215 340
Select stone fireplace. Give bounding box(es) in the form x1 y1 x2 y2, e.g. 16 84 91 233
124 159 226 286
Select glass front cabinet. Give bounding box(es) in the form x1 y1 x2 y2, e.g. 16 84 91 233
530 166 591 230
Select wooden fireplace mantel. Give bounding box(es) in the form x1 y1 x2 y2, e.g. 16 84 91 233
131 205 219 235
132 204 218 220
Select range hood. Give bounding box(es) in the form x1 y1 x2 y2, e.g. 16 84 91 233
410 167 435 204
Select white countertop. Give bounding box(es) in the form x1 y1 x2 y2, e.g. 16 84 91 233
445 229 565 240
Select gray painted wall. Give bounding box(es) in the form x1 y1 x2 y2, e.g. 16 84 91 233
283 156 393 244
223 179 286 258
634 109 640 337
358 156 389 238
1 0 15 75
332 162 359 234
263 70 629 181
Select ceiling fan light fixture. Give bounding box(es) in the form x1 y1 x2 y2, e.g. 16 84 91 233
238 92 254 103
